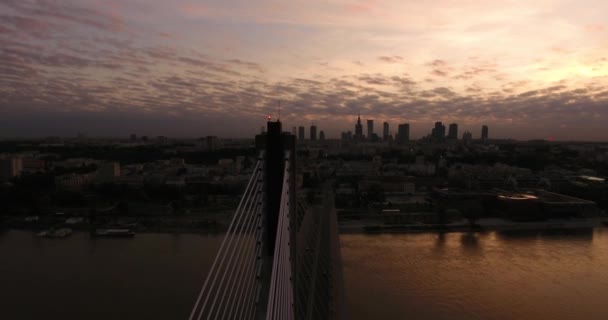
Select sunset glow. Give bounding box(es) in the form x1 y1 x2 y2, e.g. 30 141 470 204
1 0 607 139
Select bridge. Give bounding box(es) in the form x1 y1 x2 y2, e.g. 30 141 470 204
188 121 345 320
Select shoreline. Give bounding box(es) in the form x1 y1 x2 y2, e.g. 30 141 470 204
339 217 608 234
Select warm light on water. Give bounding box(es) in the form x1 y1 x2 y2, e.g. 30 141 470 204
341 229 608 320
1 229 608 319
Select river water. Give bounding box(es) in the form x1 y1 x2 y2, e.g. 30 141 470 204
1 228 608 319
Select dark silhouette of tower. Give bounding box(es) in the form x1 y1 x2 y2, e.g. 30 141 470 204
481 125 489 142
448 123 458 140
319 130 325 140
367 120 374 140
310 125 317 141
355 113 364 141
432 121 446 141
383 122 389 141
298 126 305 140
397 124 410 144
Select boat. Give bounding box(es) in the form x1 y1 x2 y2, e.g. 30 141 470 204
37 228 73 238
92 228 135 237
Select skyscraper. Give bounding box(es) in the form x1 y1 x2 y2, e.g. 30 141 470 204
367 120 374 141
310 125 317 141
463 131 473 142
355 113 364 141
481 125 489 142
383 122 389 141
397 124 410 144
298 126 305 140
448 123 458 140
432 121 446 141
319 130 325 141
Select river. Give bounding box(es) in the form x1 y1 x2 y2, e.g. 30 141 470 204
1 228 607 319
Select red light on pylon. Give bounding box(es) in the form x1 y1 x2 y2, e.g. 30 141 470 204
267 115 272 120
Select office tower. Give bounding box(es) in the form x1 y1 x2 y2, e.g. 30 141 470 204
383 122 389 141
481 125 489 142
463 131 473 142
298 126 305 140
367 120 374 140
355 113 364 141
448 123 458 140
319 130 325 141
432 121 446 140
310 125 317 141
397 124 410 144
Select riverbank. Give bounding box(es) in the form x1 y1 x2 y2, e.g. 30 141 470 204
0 215 229 235
339 217 608 234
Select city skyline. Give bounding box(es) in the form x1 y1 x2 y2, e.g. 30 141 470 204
1 0 607 140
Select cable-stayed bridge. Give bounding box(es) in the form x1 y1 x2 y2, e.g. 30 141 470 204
189 121 344 320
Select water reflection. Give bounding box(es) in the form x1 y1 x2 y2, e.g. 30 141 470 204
496 228 594 242
459 232 480 250
342 228 608 320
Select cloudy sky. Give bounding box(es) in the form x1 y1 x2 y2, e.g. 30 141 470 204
1 0 607 140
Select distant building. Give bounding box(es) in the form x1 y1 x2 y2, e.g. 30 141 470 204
292 127 297 136
298 126 305 140
319 130 326 141
463 131 473 142
367 120 374 141
56 173 94 191
130 134 137 141
341 131 353 141
432 122 446 141
448 123 458 140
0 157 23 180
481 125 489 142
96 162 120 183
206 136 221 151
383 122 389 141
354 113 364 141
22 158 45 173
397 124 410 144
310 125 317 141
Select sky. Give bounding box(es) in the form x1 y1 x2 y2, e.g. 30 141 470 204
0 0 607 140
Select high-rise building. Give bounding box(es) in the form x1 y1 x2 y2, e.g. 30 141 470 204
481 125 489 142
319 130 325 141
367 120 374 140
310 125 317 141
448 123 458 140
292 127 297 136
0 157 23 181
397 124 410 144
432 121 446 141
383 122 389 141
355 113 364 141
298 126 305 140
463 131 473 142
